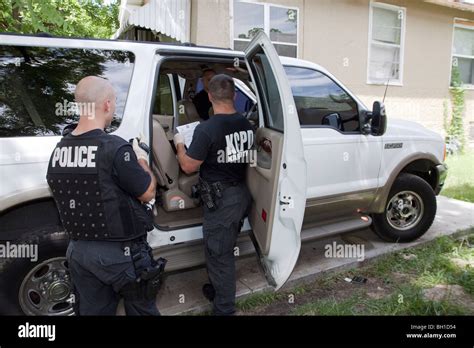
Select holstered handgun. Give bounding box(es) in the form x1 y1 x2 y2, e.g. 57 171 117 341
192 178 218 211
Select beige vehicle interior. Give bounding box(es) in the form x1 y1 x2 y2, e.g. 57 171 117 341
150 58 284 245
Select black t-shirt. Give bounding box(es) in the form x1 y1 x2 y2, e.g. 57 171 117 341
192 89 212 120
69 129 151 198
187 113 254 183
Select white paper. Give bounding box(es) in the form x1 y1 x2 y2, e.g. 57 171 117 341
176 121 200 148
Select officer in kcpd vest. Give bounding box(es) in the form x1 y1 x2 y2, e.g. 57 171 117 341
47 76 166 315
174 75 253 315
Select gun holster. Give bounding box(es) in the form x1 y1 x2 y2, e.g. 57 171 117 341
192 179 218 211
119 256 167 302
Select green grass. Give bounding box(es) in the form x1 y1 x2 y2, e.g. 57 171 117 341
292 286 467 316
364 234 474 294
237 292 284 311
238 230 474 316
299 232 474 315
442 150 474 202
236 285 307 311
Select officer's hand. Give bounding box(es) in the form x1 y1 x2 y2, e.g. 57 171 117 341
133 138 149 163
138 133 148 143
173 133 185 147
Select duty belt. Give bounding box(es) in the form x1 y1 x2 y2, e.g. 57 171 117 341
216 181 241 190
192 180 242 211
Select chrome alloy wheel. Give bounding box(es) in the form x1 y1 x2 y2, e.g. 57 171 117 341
386 191 424 231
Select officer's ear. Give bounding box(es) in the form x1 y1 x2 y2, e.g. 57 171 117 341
104 98 112 113
208 92 214 104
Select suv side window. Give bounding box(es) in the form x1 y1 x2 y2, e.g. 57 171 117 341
153 74 174 116
284 66 360 133
250 52 284 132
0 45 135 137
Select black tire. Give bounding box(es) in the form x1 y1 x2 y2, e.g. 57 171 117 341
0 226 73 315
371 173 437 243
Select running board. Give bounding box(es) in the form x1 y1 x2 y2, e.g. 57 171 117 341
153 233 256 273
154 215 372 273
301 215 372 242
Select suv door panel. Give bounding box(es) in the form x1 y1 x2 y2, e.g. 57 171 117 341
244 32 307 289
246 128 283 255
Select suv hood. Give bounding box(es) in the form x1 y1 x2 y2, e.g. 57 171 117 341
385 118 444 143
383 118 445 163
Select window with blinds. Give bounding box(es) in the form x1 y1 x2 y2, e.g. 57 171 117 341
367 2 406 86
451 18 474 87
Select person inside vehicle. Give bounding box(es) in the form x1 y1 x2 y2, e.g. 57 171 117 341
192 68 216 120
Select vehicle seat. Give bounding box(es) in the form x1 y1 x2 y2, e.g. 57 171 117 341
298 108 325 126
152 115 199 211
177 100 201 126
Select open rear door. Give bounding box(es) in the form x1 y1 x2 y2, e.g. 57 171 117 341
244 32 307 290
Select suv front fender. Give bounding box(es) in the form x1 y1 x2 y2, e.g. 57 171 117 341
434 163 448 195
369 153 442 214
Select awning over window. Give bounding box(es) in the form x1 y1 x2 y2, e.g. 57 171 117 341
113 0 191 42
423 0 474 12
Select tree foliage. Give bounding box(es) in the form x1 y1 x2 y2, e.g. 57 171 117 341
0 0 119 38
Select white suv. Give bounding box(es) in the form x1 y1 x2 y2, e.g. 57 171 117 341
0 32 447 315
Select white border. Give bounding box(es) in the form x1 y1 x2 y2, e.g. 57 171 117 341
367 1 406 86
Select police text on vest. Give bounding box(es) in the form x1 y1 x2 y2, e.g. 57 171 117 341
18 322 56 341
51 146 98 168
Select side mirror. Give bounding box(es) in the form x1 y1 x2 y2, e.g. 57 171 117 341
322 113 342 130
370 101 387 136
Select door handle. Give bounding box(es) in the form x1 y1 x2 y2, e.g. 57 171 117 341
258 138 272 154
279 194 294 209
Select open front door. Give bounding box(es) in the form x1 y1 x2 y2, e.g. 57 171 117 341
244 32 307 290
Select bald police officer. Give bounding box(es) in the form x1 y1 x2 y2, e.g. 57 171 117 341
47 76 164 315
174 74 253 316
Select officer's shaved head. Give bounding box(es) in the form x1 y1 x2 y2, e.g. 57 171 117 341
208 74 235 104
75 76 115 106
74 76 116 127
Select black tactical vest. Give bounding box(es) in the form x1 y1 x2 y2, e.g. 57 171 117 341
46 131 152 241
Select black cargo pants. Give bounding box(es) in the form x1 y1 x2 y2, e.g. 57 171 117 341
202 182 252 316
66 237 160 316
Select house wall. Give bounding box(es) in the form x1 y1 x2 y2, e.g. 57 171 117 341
189 0 474 141
303 0 474 140
190 0 232 48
